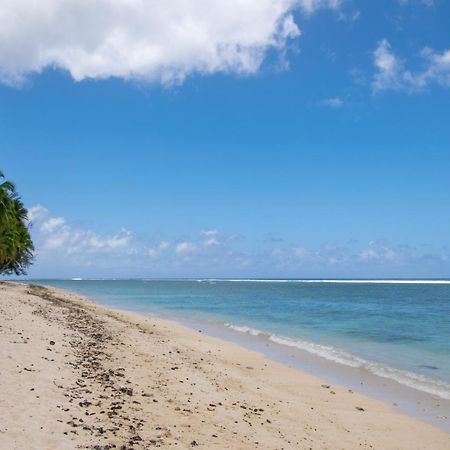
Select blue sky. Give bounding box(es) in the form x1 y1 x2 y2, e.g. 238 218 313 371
1 0 450 278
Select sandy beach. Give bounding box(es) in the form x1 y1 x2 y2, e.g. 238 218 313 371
0 281 449 449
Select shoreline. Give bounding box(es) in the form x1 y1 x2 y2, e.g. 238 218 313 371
1 281 449 449
53 279 450 430
177 316 450 432
77 291 450 432
88 305 450 433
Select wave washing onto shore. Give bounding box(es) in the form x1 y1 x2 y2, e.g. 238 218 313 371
224 323 450 399
33 279 450 403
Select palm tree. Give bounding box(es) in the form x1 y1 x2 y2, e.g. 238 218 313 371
0 170 34 275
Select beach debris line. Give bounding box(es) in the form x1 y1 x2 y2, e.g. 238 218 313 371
28 285 151 448
2 281 448 450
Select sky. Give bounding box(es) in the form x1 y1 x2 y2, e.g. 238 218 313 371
1 0 450 278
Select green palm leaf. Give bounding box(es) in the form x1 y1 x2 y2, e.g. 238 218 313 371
0 170 34 275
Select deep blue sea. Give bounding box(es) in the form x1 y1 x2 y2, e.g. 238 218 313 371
30 279 450 399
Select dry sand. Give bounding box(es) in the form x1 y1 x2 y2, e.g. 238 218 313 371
0 281 449 450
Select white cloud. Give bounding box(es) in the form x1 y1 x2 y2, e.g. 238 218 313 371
148 240 170 257
293 247 309 258
28 204 49 223
372 39 403 92
201 230 218 237
23 204 450 277
40 217 66 234
158 241 170 250
87 230 132 250
321 97 344 107
372 39 450 93
31 205 133 254
337 9 360 22
298 0 342 14
418 47 450 88
359 246 399 263
267 239 439 272
201 229 221 247
200 229 242 247
176 241 197 255
0 0 310 87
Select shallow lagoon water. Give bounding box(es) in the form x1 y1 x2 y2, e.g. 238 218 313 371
29 278 450 402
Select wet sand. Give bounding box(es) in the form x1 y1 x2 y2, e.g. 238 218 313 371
0 281 449 449
187 318 450 432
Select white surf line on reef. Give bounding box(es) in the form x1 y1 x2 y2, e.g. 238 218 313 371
202 279 450 285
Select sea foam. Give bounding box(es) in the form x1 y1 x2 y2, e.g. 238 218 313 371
224 322 450 399
220 279 450 284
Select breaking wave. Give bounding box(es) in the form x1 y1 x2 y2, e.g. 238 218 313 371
220 279 450 284
223 323 450 399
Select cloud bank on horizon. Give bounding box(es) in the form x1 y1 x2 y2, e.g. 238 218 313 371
0 0 343 87
25 205 450 278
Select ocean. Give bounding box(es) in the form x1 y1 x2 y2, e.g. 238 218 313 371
30 279 450 400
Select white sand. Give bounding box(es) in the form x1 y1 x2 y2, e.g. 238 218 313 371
0 281 449 449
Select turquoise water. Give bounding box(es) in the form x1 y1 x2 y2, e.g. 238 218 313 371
30 279 450 399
